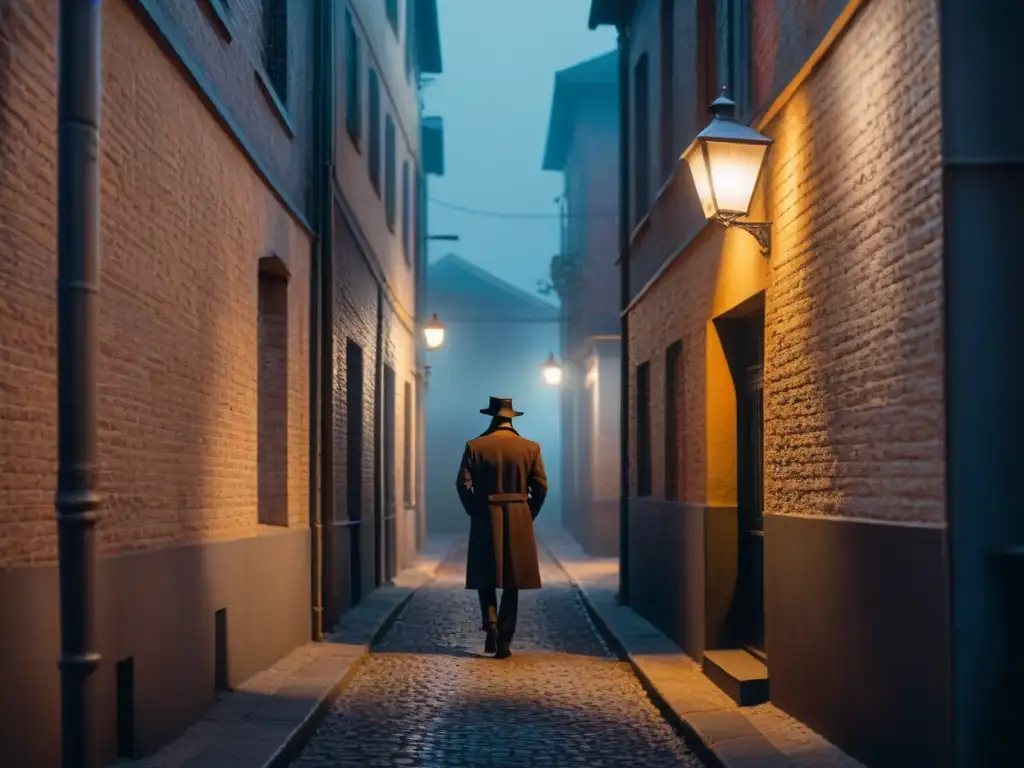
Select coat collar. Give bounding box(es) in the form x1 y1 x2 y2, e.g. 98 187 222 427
480 423 519 437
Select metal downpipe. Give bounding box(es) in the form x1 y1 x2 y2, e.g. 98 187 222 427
616 24 632 604
55 1 103 765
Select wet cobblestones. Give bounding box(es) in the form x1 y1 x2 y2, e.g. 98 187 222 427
291 545 705 767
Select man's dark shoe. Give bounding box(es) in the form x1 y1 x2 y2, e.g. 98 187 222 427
484 626 498 654
494 640 512 659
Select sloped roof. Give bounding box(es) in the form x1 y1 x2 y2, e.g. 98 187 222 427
542 51 618 171
427 254 561 322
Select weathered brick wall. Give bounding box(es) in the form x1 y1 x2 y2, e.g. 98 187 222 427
749 0 849 119
331 210 381 527
626 0 944 524
148 0 316 215
761 0 944 523
0 0 311 567
627 238 720 505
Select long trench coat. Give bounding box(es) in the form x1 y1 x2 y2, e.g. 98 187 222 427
456 426 548 590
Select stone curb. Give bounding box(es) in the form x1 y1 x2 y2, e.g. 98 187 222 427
543 536 864 768
262 540 456 768
117 537 457 768
261 586 422 768
541 541 732 768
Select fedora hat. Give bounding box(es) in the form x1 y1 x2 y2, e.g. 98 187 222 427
480 396 524 418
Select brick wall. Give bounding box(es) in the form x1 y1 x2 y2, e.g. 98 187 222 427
331 209 381 527
147 0 316 213
0 0 311 568
626 0 944 524
761 0 944 524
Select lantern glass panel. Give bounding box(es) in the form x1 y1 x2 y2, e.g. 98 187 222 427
704 139 768 216
684 142 716 219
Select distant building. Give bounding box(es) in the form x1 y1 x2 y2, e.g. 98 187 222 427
542 51 621 556
424 255 563 535
589 0 1023 765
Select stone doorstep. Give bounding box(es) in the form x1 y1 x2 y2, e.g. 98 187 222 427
540 534 866 768
113 537 455 768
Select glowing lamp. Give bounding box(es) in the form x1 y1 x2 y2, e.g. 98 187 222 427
542 353 563 387
682 88 773 257
423 313 445 350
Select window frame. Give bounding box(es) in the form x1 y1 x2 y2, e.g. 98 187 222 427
368 69 381 195
344 10 362 146
384 115 397 231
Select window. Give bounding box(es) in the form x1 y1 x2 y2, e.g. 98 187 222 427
401 161 411 263
636 361 652 497
404 0 417 82
368 70 381 194
716 0 751 116
345 11 362 144
665 341 683 500
633 54 650 224
385 116 397 232
386 0 400 35
258 260 289 526
262 0 288 102
697 0 718 131
659 0 675 182
413 166 423 270
403 381 413 504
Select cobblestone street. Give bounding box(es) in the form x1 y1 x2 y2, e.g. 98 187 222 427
291 543 705 767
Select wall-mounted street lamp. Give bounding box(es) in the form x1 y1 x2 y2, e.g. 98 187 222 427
541 352 564 387
683 88 774 258
423 312 446 351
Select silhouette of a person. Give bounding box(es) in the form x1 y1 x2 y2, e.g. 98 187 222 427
456 397 548 658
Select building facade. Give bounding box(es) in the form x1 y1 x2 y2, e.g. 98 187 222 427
588 0 1024 765
0 0 441 764
424 255 564 536
0 0 317 763
322 0 442 627
542 51 621 556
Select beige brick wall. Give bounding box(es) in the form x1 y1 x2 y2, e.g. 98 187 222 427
627 0 944 524
0 0 311 567
761 0 944 523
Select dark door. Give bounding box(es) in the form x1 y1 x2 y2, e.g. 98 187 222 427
382 364 397 583
346 340 364 606
736 313 765 657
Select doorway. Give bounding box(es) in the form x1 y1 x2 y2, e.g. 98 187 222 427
346 339 364 606
735 310 765 658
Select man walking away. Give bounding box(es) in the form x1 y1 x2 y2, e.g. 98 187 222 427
455 396 548 658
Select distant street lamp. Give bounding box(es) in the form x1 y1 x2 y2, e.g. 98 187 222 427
683 88 774 257
541 353 564 386
423 312 446 350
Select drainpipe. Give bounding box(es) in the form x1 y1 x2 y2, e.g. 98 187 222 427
615 23 632 605
940 1 1024 764
55 2 103 765
309 0 335 643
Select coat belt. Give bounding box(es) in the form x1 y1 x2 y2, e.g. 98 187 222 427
486 493 529 503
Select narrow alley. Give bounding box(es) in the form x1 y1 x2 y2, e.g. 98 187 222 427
291 544 704 768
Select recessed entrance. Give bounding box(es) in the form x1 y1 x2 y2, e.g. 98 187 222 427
706 299 768 706
736 313 765 658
